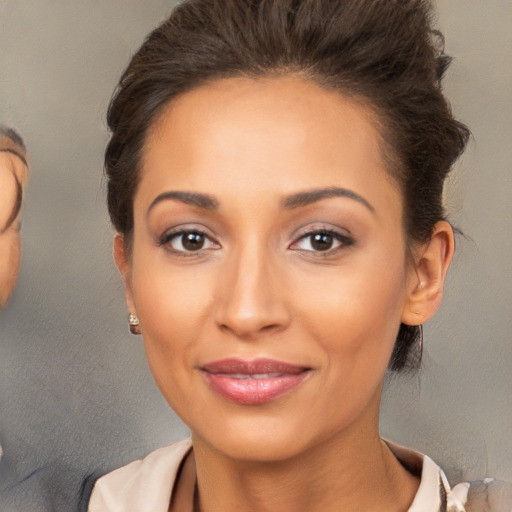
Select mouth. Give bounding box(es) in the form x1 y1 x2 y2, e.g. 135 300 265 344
201 358 311 405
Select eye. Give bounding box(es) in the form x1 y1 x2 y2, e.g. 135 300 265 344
160 229 219 253
290 230 352 253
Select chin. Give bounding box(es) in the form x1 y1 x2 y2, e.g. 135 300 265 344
204 433 308 463
190 409 340 464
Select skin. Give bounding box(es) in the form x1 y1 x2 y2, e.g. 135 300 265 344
115 76 454 512
0 135 28 308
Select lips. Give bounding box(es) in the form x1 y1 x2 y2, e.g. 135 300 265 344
201 358 310 405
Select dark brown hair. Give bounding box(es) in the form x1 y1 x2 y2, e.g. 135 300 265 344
105 0 470 371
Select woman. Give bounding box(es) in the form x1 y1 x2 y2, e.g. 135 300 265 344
89 0 509 510
0 126 28 309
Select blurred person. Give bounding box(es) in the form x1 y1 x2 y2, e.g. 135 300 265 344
0 126 27 309
0 126 28 463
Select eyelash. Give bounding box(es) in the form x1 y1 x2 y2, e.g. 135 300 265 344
158 228 220 257
289 228 354 255
158 227 354 257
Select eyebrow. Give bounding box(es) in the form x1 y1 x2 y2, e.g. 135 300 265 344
147 186 374 217
147 191 219 215
282 187 375 213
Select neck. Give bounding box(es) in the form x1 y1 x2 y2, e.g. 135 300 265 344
188 405 418 512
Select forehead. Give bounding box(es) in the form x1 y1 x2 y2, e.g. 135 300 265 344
139 76 400 216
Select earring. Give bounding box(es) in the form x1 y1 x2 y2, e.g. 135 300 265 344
128 313 141 335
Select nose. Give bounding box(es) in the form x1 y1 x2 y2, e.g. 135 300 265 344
214 243 290 340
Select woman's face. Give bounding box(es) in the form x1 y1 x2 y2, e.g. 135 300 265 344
0 138 27 308
119 76 423 461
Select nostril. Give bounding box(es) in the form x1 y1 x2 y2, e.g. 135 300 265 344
217 317 287 340
261 323 281 332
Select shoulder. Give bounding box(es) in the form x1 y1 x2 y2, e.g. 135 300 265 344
88 439 192 512
385 440 512 512
451 478 512 512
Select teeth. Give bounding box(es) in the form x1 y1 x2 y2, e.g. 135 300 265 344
229 373 282 380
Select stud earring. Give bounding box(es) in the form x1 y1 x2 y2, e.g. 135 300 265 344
128 313 141 335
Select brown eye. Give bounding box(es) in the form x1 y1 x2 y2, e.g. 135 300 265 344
310 233 334 251
182 232 205 251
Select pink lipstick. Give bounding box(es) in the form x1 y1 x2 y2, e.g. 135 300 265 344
201 358 310 405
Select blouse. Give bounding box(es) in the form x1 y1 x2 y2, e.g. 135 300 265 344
89 439 512 511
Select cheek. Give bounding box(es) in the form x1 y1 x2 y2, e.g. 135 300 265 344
290 259 406 427
291 249 408 366
129 253 215 405
133 269 209 349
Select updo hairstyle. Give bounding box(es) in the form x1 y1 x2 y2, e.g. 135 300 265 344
104 0 470 371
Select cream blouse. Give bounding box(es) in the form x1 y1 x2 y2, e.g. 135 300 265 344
89 439 510 512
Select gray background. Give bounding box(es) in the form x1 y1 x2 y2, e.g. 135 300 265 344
0 1 510 510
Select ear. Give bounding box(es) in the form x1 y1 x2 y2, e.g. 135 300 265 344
113 234 137 315
401 221 455 326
